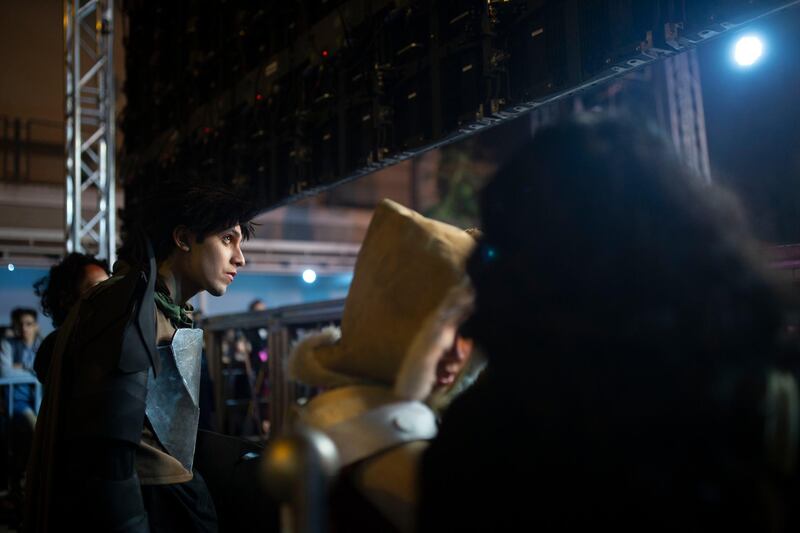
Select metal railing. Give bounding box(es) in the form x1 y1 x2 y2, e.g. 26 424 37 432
0 375 43 417
203 299 345 438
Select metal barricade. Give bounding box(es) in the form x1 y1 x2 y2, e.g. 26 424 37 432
0 375 42 417
202 299 344 439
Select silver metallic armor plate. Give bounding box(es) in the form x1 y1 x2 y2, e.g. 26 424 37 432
145 328 204 471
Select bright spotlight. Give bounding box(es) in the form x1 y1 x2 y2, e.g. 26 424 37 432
7 264 14 272
302 269 317 284
734 35 764 67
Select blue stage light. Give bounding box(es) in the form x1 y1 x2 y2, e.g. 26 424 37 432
302 269 317 284
734 35 764 67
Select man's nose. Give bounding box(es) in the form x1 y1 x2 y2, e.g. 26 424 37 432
233 244 246 267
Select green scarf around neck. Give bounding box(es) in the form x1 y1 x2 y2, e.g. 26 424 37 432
154 278 194 329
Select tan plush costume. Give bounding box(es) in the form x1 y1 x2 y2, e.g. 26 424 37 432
288 199 476 533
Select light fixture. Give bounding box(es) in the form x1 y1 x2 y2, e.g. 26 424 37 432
734 35 764 67
302 269 317 284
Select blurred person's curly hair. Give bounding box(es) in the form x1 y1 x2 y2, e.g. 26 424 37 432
34 253 109 327
469 114 781 372
466 115 787 524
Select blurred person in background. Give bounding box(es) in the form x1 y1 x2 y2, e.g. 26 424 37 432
0 308 41 422
33 252 111 384
419 115 795 532
245 299 270 438
0 308 42 513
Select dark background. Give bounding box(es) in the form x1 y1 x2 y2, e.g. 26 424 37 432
701 6 800 244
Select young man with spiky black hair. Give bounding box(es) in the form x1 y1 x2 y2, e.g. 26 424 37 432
25 183 259 532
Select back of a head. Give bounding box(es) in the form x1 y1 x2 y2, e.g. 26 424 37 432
34 252 110 327
471 114 780 372
465 114 785 528
117 181 259 268
249 299 267 312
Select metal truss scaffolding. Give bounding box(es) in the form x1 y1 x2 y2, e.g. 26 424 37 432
664 49 712 184
64 0 116 264
527 47 712 186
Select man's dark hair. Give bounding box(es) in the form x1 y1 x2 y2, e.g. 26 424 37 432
34 253 110 327
11 308 37 324
117 182 259 266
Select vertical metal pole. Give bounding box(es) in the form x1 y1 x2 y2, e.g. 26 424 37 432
269 327 291 436
65 0 80 252
263 427 339 533
64 0 116 261
664 56 682 154
12 119 21 181
2 117 8 179
688 49 712 183
25 120 32 182
101 1 116 265
205 329 225 433
664 49 712 184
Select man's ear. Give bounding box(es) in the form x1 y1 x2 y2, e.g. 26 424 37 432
172 225 193 252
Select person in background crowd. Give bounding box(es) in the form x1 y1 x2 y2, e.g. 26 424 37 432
246 299 269 370
288 199 477 533
419 115 793 532
248 299 266 312
221 329 258 436
0 308 41 424
0 308 42 513
33 252 111 384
